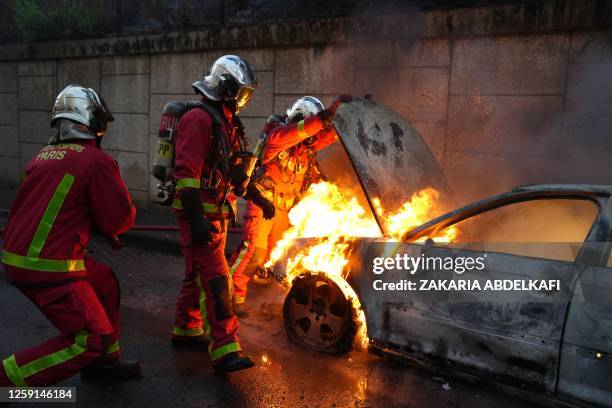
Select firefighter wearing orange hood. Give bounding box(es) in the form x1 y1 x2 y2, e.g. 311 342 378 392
230 95 351 313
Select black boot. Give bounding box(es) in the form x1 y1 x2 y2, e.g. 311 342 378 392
213 352 255 373
81 360 141 381
171 335 209 350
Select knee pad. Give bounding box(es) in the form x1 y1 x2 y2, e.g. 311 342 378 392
208 275 236 320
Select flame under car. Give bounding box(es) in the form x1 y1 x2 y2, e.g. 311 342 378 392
271 98 612 407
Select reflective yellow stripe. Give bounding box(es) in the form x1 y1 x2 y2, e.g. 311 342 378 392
105 341 120 355
211 342 241 361
0 174 84 273
230 241 249 276
176 178 200 190
235 295 246 304
172 326 204 337
27 174 75 258
2 331 88 385
196 276 213 346
1 250 85 272
297 120 308 138
3 355 26 387
171 199 231 215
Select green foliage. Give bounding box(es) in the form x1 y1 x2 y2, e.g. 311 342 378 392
11 0 105 41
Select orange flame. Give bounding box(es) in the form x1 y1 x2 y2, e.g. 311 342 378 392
267 181 456 349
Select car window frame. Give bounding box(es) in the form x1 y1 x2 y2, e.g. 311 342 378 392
405 191 611 266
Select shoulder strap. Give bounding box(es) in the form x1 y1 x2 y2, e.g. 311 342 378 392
186 101 231 179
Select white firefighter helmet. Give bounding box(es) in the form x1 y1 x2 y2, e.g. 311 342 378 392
51 84 114 138
286 96 324 123
192 55 257 113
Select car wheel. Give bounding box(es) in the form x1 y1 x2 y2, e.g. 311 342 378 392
283 273 357 354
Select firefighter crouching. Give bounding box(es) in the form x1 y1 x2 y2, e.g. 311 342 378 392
170 55 257 372
0 85 140 386
230 95 351 314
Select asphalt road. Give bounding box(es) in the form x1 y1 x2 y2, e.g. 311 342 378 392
0 227 531 408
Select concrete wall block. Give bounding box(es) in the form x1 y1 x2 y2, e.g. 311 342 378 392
102 55 150 75
353 41 396 69
239 70 273 117
0 125 20 157
570 31 612 64
275 46 354 94
395 38 450 67
20 142 45 170
19 76 57 110
104 113 149 153
411 121 446 164
447 94 564 156
148 133 157 177
18 60 56 77
130 189 149 208
0 62 18 92
450 35 570 95
60 58 101 91
148 93 196 132
444 151 560 204
561 127 612 185
353 68 399 108
239 116 267 147
393 67 449 123
0 156 20 187
0 93 18 125
102 74 149 114
150 52 207 94
108 150 149 191
20 110 51 144
565 61 612 128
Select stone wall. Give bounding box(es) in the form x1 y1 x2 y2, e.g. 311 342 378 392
1 1 612 209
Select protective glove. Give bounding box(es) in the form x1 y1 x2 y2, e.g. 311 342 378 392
180 189 219 244
246 183 276 220
317 108 334 129
330 94 353 114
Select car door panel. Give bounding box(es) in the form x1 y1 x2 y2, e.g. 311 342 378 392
558 264 612 407
360 242 580 391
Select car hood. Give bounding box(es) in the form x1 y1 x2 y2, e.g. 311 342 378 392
332 97 452 236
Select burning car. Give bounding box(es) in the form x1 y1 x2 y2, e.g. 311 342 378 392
269 98 612 407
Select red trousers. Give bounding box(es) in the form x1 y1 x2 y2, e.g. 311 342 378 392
230 201 289 303
173 217 241 360
0 257 120 386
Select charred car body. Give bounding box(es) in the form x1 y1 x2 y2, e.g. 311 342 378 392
273 98 612 407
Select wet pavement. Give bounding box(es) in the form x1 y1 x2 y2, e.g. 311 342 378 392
0 224 532 407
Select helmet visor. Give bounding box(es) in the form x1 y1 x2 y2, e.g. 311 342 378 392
236 86 255 113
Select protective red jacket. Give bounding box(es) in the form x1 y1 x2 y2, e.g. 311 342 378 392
260 115 337 188
2 140 135 285
172 98 243 219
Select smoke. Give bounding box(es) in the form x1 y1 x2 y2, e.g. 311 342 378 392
299 11 612 210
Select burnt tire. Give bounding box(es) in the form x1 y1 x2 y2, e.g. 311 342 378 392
283 273 357 354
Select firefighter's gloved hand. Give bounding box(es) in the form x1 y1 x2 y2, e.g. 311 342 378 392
258 199 275 220
330 94 352 114
230 167 249 189
317 108 334 129
246 183 276 220
180 189 219 244
189 217 219 244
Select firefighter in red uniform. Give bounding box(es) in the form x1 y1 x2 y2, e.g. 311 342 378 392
170 55 257 372
0 85 140 386
230 95 350 312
